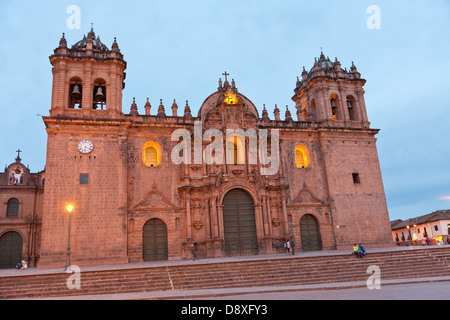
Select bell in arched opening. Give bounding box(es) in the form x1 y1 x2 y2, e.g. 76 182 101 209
93 83 106 110
69 82 82 109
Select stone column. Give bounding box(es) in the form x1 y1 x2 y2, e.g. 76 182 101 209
215 200 225 257
217 203 224 239
205 198 212 240
262 194 270 236
281 191 290 236
266 195 273 236
82 63 93 111
185 191 192 241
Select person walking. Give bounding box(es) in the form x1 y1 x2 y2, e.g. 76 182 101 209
191 243 197 261
290 236 296 255
285 239 291 255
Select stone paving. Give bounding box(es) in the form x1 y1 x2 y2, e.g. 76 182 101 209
2 245 449 300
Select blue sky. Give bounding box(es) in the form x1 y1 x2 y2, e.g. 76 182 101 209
0 0 449 221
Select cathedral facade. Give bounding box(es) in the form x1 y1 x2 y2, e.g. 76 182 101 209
1 29 394 269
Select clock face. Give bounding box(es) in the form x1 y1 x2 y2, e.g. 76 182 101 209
78 140 94 154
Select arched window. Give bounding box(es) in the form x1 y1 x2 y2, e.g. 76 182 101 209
142 141 162 167
294 145 311 168
226 135 245 165
145 147 158 167
295 150 305 168
7 198 19 218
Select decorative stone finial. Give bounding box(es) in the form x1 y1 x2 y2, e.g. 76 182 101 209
285 105 293 121
274 104 280 121
172 99 178 117
59 33 67 48
112 37 120 51
130 97 138 115
262 104 270 120
144 98 151 116
184 100 192 118
157 99 166 117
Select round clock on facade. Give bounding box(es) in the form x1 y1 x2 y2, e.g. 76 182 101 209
78 140 94 154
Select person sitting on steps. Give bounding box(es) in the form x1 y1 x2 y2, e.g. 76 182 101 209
353 243 359 258
357 243 367 259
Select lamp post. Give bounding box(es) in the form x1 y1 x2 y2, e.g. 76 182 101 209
65 204 74 270
406 225 412 246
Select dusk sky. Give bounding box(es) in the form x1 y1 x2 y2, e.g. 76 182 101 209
0 0 449 221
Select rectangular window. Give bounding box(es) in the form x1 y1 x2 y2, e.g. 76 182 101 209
80 174 89 185
352 173 361 184
7 199 20 218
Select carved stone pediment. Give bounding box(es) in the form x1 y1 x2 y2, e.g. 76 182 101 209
132 183 178 211
290 185 326 207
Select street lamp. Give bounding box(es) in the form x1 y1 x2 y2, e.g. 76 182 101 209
65 204 74 270
406 225 412 245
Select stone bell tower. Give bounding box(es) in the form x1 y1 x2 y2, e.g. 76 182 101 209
291 52 393 249
49 28 127 118
292 51 370 129
39 29 129 268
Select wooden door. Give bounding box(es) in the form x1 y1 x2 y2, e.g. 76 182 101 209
0 232 23 269
300 214 322 252
223 189 258 256
143 219 168 261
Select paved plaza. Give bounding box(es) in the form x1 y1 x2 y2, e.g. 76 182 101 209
3 245 448 300
190 280 450 300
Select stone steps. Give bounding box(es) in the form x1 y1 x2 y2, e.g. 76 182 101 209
1 247 449 299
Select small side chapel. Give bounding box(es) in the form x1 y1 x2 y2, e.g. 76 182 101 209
0 151 44 269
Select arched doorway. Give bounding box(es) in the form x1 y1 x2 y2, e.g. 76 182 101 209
300 214 322 252
222 189 258 256
0 232 23 269
143 219 168 261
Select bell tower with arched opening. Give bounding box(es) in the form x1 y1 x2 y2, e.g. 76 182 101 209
39 29 129 268
49 28 126 118
292 51 369 128
290 51 392 249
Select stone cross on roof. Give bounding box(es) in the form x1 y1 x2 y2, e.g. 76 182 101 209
222 71 229 82
15 149 22 162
